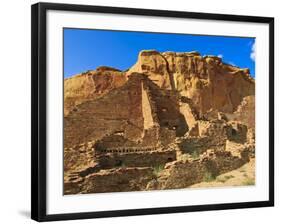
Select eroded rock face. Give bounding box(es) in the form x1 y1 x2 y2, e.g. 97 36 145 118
64 73 190 149
64 68 127 115
127 50 255 115
65 50 255 117
64 74 144 148
64 50 255 195
146 147 250 190
127 50 173 90
231 95 255 129
64 167 155 194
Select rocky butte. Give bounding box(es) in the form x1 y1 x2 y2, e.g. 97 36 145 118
64 50 255 194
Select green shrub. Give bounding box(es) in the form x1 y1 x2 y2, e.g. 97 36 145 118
153 164 165 176
191 151 199 159
203 171 216 182
243 178 255 186
224 175 234 180
217 174 234 183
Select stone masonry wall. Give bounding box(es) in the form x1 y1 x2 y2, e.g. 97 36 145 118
147 148 250 190
64 167 155 194
178 136 225 154
64 74 145 148
142 81 155 129
95 150 176 169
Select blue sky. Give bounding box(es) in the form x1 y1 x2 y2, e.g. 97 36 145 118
64 28 255 78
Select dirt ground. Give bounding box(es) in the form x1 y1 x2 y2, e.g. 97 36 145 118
189 158 255 188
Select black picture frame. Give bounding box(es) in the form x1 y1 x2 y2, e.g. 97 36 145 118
31 2 274 222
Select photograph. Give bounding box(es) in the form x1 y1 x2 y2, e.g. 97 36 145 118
0 0 277 223
63 28 256 195
30 2 274 221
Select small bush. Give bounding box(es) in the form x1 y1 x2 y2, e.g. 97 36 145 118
191 151 199 159
224 175 234 180
216 177 226 183
203 171 216 182
153 164 165 176
243 178 255 186
217 174 234 183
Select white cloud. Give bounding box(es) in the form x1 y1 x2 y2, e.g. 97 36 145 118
250 41 256 61
217 54 223 58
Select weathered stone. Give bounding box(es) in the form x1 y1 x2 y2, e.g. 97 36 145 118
64 69 127 115
65 167 155 194
64 73 190 148
95 150 176 169
63 50 255 194
230 95 255 129
147 148 250 190
128 50 255 115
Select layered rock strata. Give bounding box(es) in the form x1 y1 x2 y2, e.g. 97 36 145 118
64 50 255 194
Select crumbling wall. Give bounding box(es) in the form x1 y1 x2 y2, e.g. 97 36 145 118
226 121 248 143
64 167 155 194
142 81 155 129
178 120 247 154
147 148 250 190
178 136 225 154
198 120 229 137
94 135 138 152
231 95 255 129
145 80 188 138
179 101 197 129
64 74 145 148
64 141 95 173
159 127 177 146
141 126 159 147
247 128 255 145
95 150 176 169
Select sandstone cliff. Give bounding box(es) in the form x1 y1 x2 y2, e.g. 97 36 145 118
230 95 255 129
64 74 191 148
65 50 255 117
127 50 255 115
64 66 127 115
64 50 256 194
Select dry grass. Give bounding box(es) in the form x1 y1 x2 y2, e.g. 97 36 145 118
203 171 216 182
189 158 255 188
153 164 165 176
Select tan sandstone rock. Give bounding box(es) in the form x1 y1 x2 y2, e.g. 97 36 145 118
127 50 255 115
64 67 127 115
63 49 256 194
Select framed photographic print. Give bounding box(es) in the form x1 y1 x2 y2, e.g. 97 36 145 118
31 2 274 222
